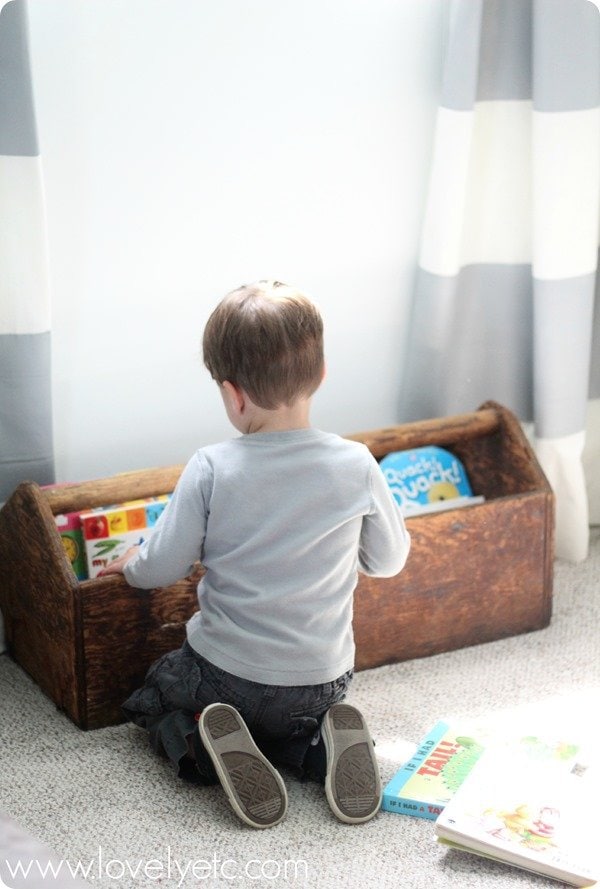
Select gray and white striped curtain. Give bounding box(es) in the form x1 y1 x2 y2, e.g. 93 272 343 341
401 0 600 562
0 0 54 502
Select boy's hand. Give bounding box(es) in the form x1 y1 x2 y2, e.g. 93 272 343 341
97 545 141 577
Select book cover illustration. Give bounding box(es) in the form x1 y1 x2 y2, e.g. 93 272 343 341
79 495 171 579
382 721 486 820
382 721 586 822
435 752 597 887
379 446 484 517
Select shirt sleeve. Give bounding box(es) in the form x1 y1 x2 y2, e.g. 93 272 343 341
358 453 411 577
123 451 210 589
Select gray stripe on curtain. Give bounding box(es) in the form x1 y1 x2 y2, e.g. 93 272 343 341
0 333 54 492
401 265 598 437
400 264 534 421
441 0 482 110
533 0 600 111
478 0 532 102
442 0 532 110
0 0 38 156
442 0 600 112
589 261 600 399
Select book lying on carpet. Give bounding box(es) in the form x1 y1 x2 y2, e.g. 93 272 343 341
79 494 172 578
435 749 598 887
379 446 484 517
382 721 487 819
382 720 586 821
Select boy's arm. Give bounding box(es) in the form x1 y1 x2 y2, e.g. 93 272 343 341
100 453 209 588
358 456 410 577
97 545 141 577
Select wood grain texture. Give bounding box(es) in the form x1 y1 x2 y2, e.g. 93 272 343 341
346 408 500 458
0 402 554 729
80 567 203 728
42 466 185 515
354 493 553 669
0 482 83 722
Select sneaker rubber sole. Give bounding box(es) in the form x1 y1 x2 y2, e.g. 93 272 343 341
321 703 382 824
198 703 288 829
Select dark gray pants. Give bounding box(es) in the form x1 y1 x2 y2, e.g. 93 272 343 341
122 640 352 784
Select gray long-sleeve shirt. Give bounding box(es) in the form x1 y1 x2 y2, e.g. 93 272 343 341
124 428 410 685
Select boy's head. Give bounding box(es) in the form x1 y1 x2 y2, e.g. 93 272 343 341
203 281 324 410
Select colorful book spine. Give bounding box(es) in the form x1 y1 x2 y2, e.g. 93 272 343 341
382 721 487 820
55 511 88 581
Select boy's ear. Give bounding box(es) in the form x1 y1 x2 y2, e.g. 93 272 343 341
221 380 246 414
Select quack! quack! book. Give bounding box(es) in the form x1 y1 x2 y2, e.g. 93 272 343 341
435 749 597 887
379 446 484 517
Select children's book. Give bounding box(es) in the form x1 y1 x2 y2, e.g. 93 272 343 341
379 445 484 518
55 511 88 580
382 720 586 821
41 483 89 580
79 495 171 578
382 721 487 820
435 749 598 887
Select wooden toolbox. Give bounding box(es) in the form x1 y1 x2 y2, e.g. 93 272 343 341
0 401 554 730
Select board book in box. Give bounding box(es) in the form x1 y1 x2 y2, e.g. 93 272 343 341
379 446 484 517
79 495 171 578
435 749 597 887
54 511 87 580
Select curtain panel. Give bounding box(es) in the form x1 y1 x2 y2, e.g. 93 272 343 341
0 0 54 503
401 0 600 562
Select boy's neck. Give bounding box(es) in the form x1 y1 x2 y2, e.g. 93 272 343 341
220 381 315 435
244 399 312 434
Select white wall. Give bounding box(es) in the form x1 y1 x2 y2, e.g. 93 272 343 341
28 0 446 483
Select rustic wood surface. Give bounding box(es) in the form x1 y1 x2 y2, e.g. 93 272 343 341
0 401 555 729
80 569 202 728
0 482 83 722
42 465 186 516
346 407 500 458
353 493 553 669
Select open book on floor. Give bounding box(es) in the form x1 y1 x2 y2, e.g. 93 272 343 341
435 749 598 887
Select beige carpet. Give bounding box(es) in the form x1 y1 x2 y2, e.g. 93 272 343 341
1 529 599 888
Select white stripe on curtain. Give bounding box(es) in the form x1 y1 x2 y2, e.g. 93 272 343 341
419 102 533 276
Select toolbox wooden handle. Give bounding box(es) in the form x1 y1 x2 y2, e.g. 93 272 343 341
42 465 186 515
44 407 501 513
346 407 499 459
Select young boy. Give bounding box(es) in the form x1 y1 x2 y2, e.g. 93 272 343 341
100 281 410 829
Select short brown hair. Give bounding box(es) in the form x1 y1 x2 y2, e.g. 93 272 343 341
203 281 324 409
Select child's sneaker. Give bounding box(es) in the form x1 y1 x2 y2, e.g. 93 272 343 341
321 703 382 824
198 703 288 829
